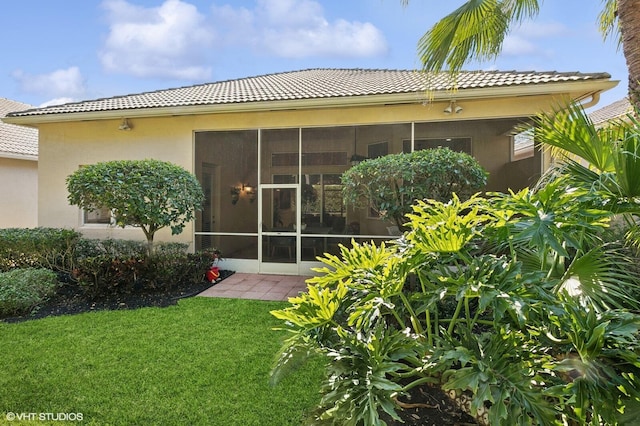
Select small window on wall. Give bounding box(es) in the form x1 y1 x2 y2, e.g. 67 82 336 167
512 128 535 161
83 206 113 225
413 138 471 154
368 142 388 159
77 164 114 226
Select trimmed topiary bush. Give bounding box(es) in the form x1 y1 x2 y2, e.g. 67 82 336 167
341 147 488 230
66 159 205 255
0 268 60 316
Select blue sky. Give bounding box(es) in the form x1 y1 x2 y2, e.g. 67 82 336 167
0 0 628 110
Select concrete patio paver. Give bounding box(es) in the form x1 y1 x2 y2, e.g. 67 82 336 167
197 273 311 301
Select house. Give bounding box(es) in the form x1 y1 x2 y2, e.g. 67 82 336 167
2 68 616 275
589 96 633 127
0 98 38 228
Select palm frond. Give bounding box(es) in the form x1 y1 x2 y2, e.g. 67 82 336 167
418 0 540 73
556 246 640 311
532 103 615 172
612 117 640 198
418 0 509 73
597 0 621 48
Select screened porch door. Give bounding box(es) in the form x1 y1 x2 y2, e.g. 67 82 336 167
259 184 299 274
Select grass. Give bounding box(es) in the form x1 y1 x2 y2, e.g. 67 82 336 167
0 297 324 425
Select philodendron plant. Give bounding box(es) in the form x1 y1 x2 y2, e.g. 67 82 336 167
271 185 640 425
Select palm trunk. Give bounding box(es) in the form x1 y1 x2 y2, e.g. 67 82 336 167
618 0 640 109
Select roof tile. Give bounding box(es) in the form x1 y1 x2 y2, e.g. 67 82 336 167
0 98 38 157
588 97 633 125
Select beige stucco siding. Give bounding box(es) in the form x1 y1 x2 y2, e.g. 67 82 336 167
37 118 195 245
0 157 37 228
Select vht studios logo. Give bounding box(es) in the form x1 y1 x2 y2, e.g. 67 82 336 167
5 412 84 422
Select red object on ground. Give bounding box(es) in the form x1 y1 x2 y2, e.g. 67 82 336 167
206 266 220 282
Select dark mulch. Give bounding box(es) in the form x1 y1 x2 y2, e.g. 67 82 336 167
1 270 235 324
2 269 477 425
383 385 478 426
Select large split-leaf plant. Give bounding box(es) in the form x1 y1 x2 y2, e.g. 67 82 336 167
271 185 640 425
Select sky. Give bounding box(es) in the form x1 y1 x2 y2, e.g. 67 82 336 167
0 0 629 111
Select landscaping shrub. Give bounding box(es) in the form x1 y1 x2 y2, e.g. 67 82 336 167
341 147 488 230
73 250 219 296
66 159 204 255
74 238 188 259
0 268 59 316
0 229 220 299
271 186 640 425
0 228 81 272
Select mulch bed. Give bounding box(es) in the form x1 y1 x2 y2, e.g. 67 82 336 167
1 270 235 324
2 269 477 425
383 385 477 425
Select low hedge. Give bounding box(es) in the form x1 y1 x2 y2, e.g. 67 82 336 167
0 228 81 272
0 228 221 299
0 268 60 316
73 250 219 296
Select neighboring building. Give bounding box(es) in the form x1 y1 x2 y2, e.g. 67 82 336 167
0 98 38 228
3 69 616 274
589 96 633 127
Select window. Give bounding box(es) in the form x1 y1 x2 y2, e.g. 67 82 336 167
367 141 388 159
78 164 113 226
272 151 347 166
416 138 471 153
512 128 534 160
83 206 113 225
301 174 345 228
403 137 472 154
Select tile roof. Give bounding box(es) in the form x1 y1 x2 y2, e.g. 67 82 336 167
6 68 612 118
0 98 38 158
588 97 633 125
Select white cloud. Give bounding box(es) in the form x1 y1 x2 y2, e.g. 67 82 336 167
503 21 569 57
99 0 215 80
12 67 86 99
213 0 388 58
39 97 77 108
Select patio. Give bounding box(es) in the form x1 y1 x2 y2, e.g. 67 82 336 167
197 272 311 301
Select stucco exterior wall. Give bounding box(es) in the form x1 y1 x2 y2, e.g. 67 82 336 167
35 93 571 245
37 117 195 246
0 157 37 228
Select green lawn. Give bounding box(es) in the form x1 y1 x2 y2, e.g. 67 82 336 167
0 297 324 425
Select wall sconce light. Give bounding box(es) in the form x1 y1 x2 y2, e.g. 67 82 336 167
231 183 256 204
443 100 463 114
118 118 132 131
244 184 256 202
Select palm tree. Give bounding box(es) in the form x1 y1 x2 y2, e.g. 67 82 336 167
404 0 640 108
529 101 640 247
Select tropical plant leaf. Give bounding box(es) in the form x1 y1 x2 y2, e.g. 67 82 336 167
556 246 640 311
417 0 540 74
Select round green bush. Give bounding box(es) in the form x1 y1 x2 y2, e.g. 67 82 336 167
342 147 488 229
0 269 60 317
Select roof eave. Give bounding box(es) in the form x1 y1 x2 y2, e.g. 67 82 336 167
0 151 38 161
2 78 618 125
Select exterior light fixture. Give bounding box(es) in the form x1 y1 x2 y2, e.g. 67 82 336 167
443 101 463 114
231 184 256 204
118 118 132 131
